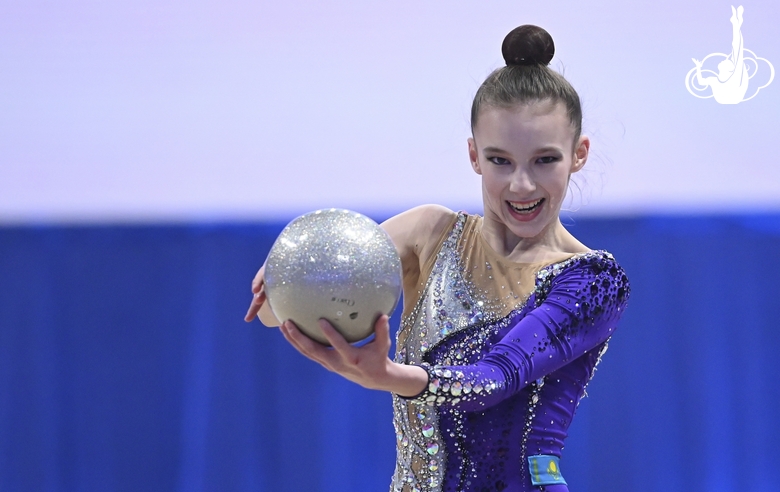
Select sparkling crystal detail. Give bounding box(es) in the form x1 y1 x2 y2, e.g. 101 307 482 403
428 378 440 393
450 381 463 396
426 442 440 455
422 424 434 438
389 212 628 491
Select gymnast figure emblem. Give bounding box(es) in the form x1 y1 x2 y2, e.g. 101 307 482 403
685 5 774 104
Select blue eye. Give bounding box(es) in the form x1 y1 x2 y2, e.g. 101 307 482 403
488 156 511 165
537 156 560 164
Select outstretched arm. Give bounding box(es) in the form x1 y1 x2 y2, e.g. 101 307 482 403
276 251 628 411
402 254 630 412
281 253 630 403
281 314 429 396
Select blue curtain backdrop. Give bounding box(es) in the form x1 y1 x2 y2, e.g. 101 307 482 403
1 215 779 492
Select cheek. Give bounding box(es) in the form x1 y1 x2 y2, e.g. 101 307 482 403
543 171 571 200
481 175 504 202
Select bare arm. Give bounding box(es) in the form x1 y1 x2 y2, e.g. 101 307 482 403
281 315 429 397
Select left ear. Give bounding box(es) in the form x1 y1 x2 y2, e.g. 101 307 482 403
570 135 589 174
468 137 482 175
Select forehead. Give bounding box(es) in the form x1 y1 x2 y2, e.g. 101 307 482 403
473 102 575 148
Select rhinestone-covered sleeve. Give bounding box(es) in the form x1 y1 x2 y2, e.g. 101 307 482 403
402 253 630 411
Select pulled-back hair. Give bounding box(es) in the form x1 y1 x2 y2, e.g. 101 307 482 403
470 26 583 146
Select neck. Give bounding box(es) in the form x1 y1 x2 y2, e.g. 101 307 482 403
479 215 584 263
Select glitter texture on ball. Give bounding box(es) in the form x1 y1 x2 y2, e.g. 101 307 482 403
264 208 403 345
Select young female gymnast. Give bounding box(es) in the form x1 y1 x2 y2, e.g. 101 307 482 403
245 24 630 492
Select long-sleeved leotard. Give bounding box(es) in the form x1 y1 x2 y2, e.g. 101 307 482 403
390 212 629 492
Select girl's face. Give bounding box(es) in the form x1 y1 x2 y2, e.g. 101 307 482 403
468 101 589 243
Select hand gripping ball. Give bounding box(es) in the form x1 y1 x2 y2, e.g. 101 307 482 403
264 209 402 345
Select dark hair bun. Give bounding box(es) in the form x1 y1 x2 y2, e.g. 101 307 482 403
501 25 555 66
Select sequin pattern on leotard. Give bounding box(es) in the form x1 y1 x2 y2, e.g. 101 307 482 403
389 212 630 492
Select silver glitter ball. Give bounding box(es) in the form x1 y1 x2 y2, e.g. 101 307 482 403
264 208 402 345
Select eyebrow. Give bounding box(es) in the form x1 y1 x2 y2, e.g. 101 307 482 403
482 146 508 154
482 145 563 154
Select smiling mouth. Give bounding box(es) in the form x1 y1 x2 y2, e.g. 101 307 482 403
507 198 544 214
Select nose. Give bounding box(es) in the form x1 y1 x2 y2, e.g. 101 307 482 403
509 166 535 194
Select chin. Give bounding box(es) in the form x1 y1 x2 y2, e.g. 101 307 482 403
505 209 560 241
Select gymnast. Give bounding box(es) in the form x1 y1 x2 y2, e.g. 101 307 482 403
245 25 630 492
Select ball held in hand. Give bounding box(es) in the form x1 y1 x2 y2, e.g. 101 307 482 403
264 208 402 345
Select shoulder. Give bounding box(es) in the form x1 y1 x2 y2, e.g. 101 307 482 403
541 251 630 300
381 205 458 261
382 204 456 232
382 206 462 292
536 251 630 326
570 250 626 272
552 250 625 274
582 251 628 279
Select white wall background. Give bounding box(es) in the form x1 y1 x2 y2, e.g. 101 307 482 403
1 0 778 223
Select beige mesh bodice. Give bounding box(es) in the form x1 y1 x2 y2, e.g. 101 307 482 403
402 213 573 323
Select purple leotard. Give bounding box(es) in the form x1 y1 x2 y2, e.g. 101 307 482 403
390 213 629 492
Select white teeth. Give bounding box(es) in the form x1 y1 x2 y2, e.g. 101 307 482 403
508 199 543 213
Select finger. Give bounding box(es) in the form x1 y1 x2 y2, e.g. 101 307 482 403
281 321 318 358
318 319 352 353
251 264 266 294
280 321 307 352
362 315 392 355
284 321 335 367
244 285 267 322
243 297 260 322
373 314 392 347
281 322 325 363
